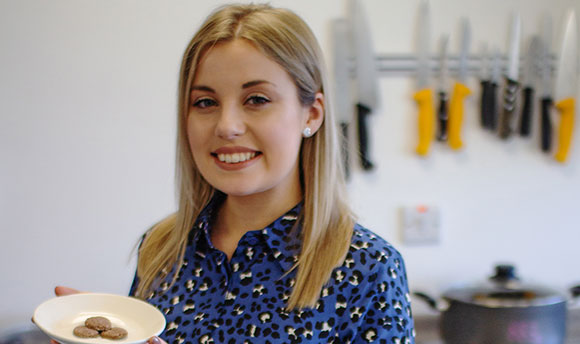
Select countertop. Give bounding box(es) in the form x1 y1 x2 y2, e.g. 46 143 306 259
415 308 580 344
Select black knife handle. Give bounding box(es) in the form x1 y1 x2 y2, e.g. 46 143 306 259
356 103 374 171
488 82 499 130
480 80 490 128
541 97 553 152
436 91 448 141
519 87 534 137
499 78 519 139
340 122 350 179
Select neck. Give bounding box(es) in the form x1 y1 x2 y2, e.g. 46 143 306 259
220 187 302 234
210 184 302 260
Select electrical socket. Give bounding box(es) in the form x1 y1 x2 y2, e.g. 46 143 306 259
401 205 440 244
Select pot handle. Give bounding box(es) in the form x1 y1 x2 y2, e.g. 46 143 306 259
413 292 439 311
571 285 580 298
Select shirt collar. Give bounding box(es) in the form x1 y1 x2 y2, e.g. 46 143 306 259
259 203 302 272
191 193 303 272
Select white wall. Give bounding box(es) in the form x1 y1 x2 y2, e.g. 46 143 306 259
1 0 579 330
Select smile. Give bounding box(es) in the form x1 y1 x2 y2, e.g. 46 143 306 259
217 152 257 164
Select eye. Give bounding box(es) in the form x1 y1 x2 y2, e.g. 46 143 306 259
245 95 270 106
192 97 217 109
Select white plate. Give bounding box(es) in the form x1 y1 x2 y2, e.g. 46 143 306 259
32 293 166 344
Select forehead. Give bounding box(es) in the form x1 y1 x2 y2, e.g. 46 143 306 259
193 39 292 86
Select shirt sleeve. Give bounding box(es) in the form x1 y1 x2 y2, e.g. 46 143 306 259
352 248 415 343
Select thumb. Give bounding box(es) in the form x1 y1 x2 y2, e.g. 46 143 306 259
148 336 167 344
54 286 81 296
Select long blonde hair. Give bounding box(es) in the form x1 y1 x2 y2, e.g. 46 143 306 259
135 3 354 309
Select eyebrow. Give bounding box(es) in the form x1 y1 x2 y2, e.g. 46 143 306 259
190 85 215 93
191 80 274 93
242 80 274 88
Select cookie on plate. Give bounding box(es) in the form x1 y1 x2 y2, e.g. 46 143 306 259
100 327 128 340
73 325 99 338
85 316 112 331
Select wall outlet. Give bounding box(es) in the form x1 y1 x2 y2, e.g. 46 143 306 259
401 205 440 244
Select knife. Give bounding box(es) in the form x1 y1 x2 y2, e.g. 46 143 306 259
488 47 502 131
331 18 353 178
479 43 492 128
447 18 472 150
414 0 435 155
553 10 578 163
350 0 379 170
540 14 554 152
519 36 541 137
499 13 522 139
436 35 450 142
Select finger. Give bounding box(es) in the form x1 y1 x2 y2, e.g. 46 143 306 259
51 339 60 344
54 286 81 296
148 336 166 344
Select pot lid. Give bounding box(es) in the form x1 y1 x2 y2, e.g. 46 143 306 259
443 265 566 308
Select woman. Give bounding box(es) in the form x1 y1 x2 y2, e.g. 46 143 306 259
57 3 414 343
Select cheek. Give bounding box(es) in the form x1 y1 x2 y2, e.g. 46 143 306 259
261 125 303 164
186 118 207 161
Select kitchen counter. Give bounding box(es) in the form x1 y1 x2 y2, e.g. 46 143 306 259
415 308 580 344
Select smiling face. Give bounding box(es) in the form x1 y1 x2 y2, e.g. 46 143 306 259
187 39 322 202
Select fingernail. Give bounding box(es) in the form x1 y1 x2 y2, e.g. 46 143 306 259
150 336 161 344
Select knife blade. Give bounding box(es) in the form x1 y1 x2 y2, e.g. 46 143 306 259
436 34 450 142
519 36 541 137
414 0 435 155
499 12 522 139
331 18 352 178
553 10 578 163
350 0 379 170
540 14 554 152
447 18 472 150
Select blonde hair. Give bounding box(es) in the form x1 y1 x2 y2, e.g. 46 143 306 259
135 3 354 309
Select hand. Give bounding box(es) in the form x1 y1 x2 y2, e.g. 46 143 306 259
148 336 167 344
48 286 81 344
54 286 81 296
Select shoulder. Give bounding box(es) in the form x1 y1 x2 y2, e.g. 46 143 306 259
334 223 409 292
348 223 405 270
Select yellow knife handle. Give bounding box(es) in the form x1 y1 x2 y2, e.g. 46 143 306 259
447 82 472 150
554 98 575 163
414 88 435 156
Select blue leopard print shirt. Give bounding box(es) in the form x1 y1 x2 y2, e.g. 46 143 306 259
131 195 414 343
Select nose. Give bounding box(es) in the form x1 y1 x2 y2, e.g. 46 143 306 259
215 103 245 139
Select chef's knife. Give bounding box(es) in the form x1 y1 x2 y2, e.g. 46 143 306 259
436 35 450 142
479 43 492 128
553 10 578 163
331 18 352 178
519 36 541 137
414 0 435 155
540 14 554 152
350 0 379 170
488 48 502 130
499 13 522 139
447 18 472 150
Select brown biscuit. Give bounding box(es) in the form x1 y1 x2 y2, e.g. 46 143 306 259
85 316 112 331
100 327 128 340
73 325 99 338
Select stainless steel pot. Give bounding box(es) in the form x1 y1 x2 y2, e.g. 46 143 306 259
415 264 580 344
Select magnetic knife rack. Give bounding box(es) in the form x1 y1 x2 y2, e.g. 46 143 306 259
363 54 558 76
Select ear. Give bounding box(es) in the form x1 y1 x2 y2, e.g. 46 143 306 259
304 92 325 135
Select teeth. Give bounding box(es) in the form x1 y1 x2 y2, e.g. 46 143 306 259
217 152 256 164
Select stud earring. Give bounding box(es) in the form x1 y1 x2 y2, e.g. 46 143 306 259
302 127 312 138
